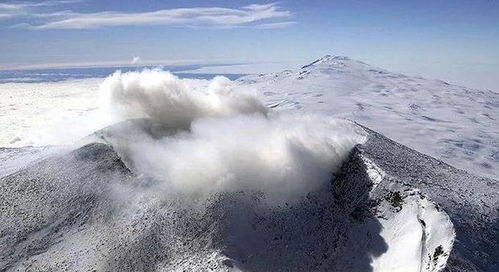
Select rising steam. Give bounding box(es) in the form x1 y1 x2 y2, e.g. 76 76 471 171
98 70 366 202
99 69 268 128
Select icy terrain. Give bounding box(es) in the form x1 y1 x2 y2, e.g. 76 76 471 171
0 79 102 147
1 56 497 181
2 120 497 271
0 57 498 271
239 55 499 179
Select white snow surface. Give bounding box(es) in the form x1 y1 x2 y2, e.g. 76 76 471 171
1 55 497 181
0 78 103 147
371 189 455 272
239 55 499 179
3 56 489 271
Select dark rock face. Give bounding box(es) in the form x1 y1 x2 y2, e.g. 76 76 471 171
0 143 134 271
0 143 387 271
0 128 497 271
357 127 499 271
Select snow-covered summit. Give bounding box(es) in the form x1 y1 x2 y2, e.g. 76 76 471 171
0 56 497 271
240 56 499 179
301 55 354 68
3 121 497 271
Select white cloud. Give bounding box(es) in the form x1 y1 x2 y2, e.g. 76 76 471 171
19 3 292 30
28 0 82 7
0 3 27 19
98 70 365 202
0 0 80 20
256 21 296 29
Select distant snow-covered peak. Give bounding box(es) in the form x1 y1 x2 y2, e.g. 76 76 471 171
240 55 499 180
301 55 364 69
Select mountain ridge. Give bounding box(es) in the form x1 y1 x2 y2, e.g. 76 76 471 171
1 121 497 271
240 55 499 180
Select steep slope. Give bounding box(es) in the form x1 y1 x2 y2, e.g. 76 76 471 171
1 122 496 271
0 146 63 177
357 126 498 271
1 56 497 271
0 143 135 271
239 55 499 179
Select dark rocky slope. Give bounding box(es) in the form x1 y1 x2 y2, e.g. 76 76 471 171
0 127 497 271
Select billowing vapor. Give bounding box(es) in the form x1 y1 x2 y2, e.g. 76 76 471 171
99 69 268 128
98 70 365 202
131 56 140 64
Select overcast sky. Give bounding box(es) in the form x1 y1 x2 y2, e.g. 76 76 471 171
1 0 498 90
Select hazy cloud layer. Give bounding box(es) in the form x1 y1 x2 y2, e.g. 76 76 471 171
10 2 293 30
0 0 79 20
256 21 296 29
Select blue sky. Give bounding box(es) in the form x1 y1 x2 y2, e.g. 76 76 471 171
1 0 498 89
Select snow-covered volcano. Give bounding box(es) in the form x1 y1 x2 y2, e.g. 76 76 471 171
240 55 499 180
0 56 498 271
1 121 497 271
